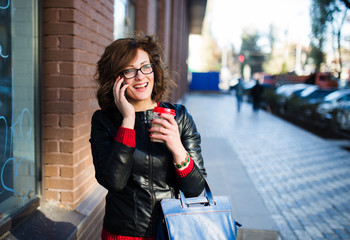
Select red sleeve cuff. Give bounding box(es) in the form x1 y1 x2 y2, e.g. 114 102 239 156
114 127 136 147
175 157 194 178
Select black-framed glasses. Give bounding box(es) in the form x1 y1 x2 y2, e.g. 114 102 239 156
119 63 154 79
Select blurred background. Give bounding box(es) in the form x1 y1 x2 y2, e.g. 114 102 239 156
188 0 350 138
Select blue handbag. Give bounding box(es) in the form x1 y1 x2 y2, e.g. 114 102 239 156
156 179 241 240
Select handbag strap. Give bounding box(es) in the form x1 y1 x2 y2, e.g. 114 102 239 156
179 178 215 208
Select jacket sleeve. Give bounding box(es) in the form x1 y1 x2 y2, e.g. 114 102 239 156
89 111 134 192
177 105 207 197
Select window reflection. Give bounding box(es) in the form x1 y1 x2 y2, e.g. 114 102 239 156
0 0 37 222
114 0 135 39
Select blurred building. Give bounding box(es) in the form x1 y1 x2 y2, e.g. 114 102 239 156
0 0 206 238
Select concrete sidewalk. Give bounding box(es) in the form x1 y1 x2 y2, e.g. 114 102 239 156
183 92 350 240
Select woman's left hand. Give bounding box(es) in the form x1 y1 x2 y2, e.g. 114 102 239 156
149 114 187 163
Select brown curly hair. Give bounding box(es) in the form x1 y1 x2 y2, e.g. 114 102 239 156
94 34 176 112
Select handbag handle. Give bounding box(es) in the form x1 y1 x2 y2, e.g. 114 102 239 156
179 178 215 208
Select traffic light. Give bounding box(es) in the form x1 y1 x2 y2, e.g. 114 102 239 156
238 55 245 63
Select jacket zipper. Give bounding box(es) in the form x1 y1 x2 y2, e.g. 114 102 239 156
144 111 156 233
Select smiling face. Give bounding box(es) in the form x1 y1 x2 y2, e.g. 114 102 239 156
123 48 156 111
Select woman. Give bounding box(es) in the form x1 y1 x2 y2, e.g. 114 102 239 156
90 34 207 240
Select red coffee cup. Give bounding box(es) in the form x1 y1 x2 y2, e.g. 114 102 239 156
151 107 176 143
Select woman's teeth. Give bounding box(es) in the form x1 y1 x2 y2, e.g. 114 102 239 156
134 83 148 89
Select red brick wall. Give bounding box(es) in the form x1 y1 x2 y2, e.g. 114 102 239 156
157 0 171 65
168 0 189 102
135 0 158 35
134 0 190 103
43 0 114 208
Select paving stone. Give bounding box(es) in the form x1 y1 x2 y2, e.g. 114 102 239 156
184 92 350 240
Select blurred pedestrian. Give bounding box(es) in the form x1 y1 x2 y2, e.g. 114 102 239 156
235 78 244 112
251 79 264 112
90 34 207 240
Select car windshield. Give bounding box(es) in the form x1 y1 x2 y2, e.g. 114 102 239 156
276 84 294 94
309 90 333 98
324 91 344 102
300 86 318 97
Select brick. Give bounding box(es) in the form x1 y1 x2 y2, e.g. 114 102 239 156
45 190 60 201
45 152 79 165
77 124 91 138
59 9 75 22
59 36 74 49
60 88 95 101
62 9 96 30
45 140 59 153
75 99 94 113
46 177 74 190
45 62 59 75
79 147 92 162
77 88 96 100
60 89 74 101
45 23 77 35
84 0 101 14
44 88 59 101
45 49 76 61
60 37 101 53
61 177 97 208
61 157 90 178
44 9 59 22
60 62 74 75
45 165 60 177
60 112 91 127
44 0 77 8
77 51 99 65
45 36 59 48
101 0 114 9
76 24 95 41
78 24 110 44
74 167 96 192
45 114 59 127
60 140 74 153
73 76 97 88
60 62 95 76
61 191 73 202
45 101 74 114
60 166 74 178
60 136 89 153
95 24 111 39
91 99 99 110
90 43 105 56
45 76 75 88
45 127 74 140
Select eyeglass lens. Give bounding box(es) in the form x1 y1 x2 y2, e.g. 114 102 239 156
123 64 153 79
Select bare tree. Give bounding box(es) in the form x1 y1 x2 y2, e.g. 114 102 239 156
310 0 349 77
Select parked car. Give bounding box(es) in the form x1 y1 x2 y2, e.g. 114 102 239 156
317 89 350 115
299 87 336 104
335 105 350 131
283 86 334 117
276 83 311 96
275 83 314 114
316 89 350 127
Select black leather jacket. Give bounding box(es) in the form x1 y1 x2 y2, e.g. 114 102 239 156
90 102 206 237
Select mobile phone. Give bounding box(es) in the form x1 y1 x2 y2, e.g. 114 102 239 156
120 81 127 97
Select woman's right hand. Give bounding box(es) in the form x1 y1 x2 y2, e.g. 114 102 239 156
113 77 135 129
